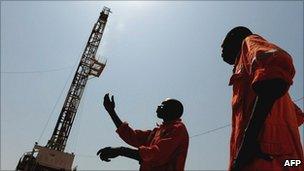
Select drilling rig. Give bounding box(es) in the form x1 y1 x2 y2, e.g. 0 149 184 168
16 6 111 171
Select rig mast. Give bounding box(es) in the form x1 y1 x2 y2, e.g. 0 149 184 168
16 7 110 171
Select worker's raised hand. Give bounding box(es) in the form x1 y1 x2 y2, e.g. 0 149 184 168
103 93 115 112
97 147 120 162
103 93 123 128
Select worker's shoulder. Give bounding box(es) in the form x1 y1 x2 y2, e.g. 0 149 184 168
174 121 189 140
243 34 291 57
172 121 189 134
244 34 285 52
242 34 270 50
244 34 266 43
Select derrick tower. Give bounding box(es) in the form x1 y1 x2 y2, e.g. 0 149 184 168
16 6 111 171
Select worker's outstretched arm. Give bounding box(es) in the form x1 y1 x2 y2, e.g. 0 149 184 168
232 78 288 171
97 146 141 162
103 93 123 128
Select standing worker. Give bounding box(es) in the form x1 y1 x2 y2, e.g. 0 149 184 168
97 94 189 171
221 26 304 171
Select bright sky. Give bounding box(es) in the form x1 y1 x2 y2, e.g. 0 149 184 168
1 1 303 170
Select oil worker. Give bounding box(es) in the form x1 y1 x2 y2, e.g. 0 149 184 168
221 26 304 171
97 93 189 171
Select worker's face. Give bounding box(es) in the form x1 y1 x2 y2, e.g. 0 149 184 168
156 100 170 119
221 37 242 65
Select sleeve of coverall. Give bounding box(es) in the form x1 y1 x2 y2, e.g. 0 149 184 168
251 49 295 87
138 125 187 166
293 103 304 126
116 122 152 148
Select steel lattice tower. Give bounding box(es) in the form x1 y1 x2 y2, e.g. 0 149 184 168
46 7 110 152
16 7 111 171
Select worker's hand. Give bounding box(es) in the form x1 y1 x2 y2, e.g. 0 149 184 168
97 147 121 162
231 141 273 171
103 93 115 112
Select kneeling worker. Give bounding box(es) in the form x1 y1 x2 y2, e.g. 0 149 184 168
97 94 189 171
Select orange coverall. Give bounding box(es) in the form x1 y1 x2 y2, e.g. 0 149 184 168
228 34 304 171
116 119 189 171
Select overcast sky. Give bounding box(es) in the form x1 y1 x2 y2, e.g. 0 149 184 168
1 1 303 170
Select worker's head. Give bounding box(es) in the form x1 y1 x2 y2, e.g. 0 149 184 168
156 98 184 122
221 26 253 65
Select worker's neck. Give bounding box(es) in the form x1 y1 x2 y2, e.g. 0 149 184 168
162 117 180 124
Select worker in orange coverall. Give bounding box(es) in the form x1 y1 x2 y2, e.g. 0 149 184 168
97 94 189 171
221 26 304 171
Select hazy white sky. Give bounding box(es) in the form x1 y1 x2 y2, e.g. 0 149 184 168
1 1 303 170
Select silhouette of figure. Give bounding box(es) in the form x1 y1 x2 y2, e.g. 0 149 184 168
97 94 189 171
221 26 304 171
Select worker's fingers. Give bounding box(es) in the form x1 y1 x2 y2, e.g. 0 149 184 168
103 158 111 162
103 147 111 151
98 149 112 162
103 94 107 104
111 95 115 103
257 152 273 161
100 154 110 162
104 93 109 101
97 148 112 162
97 147 109 155
97 149 102 156
255 144 273 161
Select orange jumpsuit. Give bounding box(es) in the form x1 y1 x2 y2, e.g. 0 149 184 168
228 34 304 171
116 119 189 171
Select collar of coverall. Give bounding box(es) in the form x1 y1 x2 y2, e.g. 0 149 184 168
159 118 182 126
